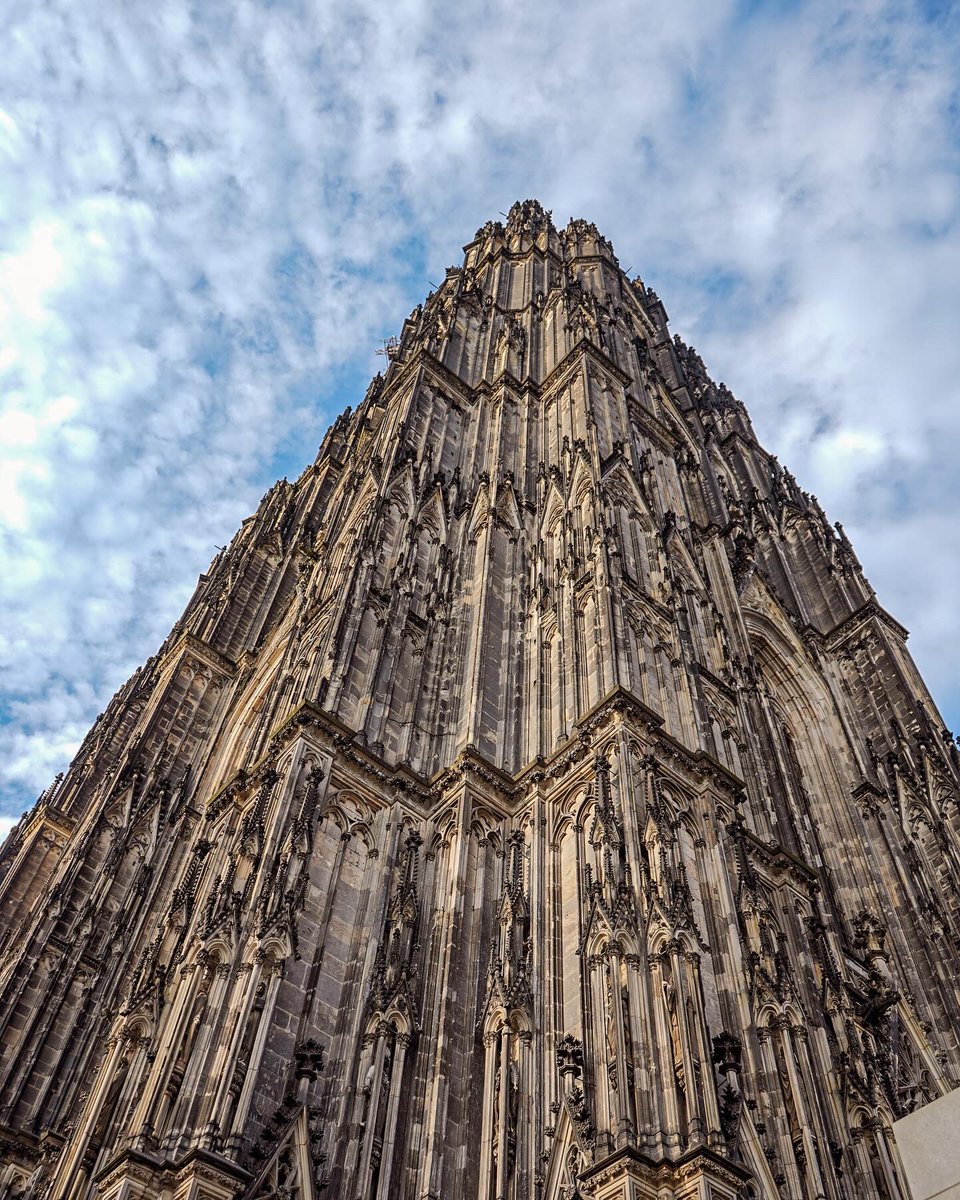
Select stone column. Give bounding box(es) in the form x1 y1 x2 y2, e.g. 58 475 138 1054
356 1027 389 1190
47 1025 127 1200
375 1030 410 1200
478 1026 500 1199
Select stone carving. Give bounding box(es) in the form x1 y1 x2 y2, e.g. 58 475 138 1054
368 828 422 1023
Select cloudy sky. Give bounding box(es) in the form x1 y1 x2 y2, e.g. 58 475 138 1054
2 0 958 835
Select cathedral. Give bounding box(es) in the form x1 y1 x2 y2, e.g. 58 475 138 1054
1 200 958 1200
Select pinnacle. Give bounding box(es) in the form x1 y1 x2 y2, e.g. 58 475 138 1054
506 197 553 229
473 199 612 256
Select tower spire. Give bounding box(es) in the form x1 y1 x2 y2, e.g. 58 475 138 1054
1 202 957 1200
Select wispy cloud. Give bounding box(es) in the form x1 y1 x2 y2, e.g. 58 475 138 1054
2 0 958 818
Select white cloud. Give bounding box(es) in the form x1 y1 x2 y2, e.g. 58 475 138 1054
1 0 959 820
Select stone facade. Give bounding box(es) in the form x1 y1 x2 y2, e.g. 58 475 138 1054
1 199 958 1199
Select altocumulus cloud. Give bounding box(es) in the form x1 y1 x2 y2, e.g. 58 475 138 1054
1 0 959 832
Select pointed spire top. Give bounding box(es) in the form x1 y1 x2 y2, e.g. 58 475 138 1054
402 828 423 888
506 829 525 890
505 199 554 239
590 752 626 890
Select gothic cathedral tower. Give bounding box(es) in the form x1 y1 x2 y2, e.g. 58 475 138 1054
2 201 958 1200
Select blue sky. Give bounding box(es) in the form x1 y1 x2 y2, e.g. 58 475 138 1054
2 0 959 832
